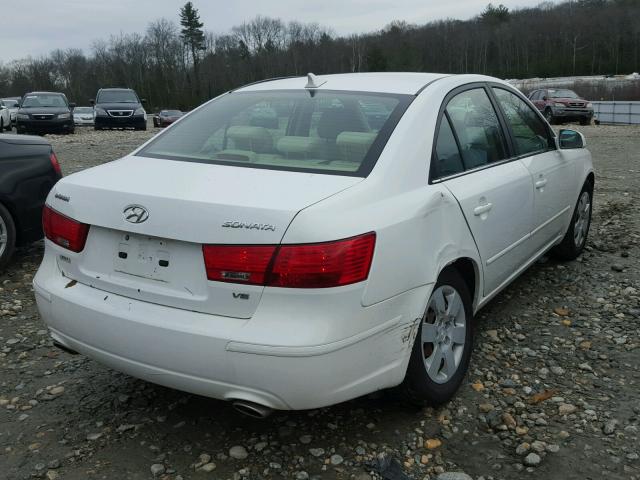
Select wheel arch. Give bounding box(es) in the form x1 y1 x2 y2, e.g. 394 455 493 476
442 256 482 312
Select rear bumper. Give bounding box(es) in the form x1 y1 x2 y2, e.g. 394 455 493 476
34 247 427 410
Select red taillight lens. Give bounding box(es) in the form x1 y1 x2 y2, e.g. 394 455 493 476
50 151 62 176
268 233 376 288
42 205 89 252
202 233 376 288
203 245 277 285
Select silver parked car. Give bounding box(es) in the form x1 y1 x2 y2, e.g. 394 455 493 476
73 106 95 126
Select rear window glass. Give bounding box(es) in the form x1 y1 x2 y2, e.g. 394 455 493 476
138 90 411 176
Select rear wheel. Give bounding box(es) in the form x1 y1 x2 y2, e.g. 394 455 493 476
580 117 591 126
401 268 474 405
551 182 593 260
0 203 16 270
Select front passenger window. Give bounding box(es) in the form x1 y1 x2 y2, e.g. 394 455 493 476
445 88 508 170
493 88 552 156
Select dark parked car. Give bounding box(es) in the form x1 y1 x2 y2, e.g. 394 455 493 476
0 134 62 268
528 88 593 125
16 92 76 135
153 109 184 127
92 88 147 130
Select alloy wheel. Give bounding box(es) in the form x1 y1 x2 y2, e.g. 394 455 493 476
421 285 467 384
573 191 591 247
0 215 7 258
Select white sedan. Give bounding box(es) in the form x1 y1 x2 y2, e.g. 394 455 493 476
34 73 594 416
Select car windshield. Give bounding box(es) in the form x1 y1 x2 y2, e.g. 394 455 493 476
162 110 182 116
548 89 579 99
21 94 67 108
2 99 18 108
97 90 139 103
74 107 93 113
139 90 410 176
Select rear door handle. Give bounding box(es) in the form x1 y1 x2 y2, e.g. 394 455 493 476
535 178 548 189
473 203 493 216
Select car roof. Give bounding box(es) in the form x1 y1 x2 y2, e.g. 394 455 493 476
235 72 455 95
25 91 65 96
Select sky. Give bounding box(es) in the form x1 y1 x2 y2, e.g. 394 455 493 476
0 0 557 62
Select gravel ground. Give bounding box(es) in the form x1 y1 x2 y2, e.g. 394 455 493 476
0 124 639 480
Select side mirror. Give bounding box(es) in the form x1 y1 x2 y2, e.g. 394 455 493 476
89 99 95 105
141 98 147 104
558 129 586 149
69 102 76 109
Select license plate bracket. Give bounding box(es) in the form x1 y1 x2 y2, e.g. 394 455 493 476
114 233 172 282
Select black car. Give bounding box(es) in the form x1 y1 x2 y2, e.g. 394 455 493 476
16 92 76 135
92 88 147 130
0 134 62 268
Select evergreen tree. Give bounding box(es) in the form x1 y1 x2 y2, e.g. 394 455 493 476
179 2 205 96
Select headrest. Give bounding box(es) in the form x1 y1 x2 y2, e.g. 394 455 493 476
336 132 377 161
226 126 273 153
317 107 368 141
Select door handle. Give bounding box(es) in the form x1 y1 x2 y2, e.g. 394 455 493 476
473 203 493 216
535 178 548 189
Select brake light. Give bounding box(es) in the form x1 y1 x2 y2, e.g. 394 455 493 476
42 205 89 252
202 232 376 288
50 151 61 176
203 245 277 285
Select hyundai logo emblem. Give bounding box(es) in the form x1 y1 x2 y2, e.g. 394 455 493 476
123 205 149 224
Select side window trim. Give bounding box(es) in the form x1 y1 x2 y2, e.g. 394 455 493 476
488 84 557 158
429 81 537 184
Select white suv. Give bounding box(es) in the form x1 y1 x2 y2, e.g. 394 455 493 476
34 73 594 416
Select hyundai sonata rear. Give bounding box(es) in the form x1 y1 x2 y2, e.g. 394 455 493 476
34 72 594 412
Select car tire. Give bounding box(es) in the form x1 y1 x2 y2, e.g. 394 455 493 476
551 180 593 261
401 268 474 406
0 203 17 271
580 117 591 126
544 108 554 124
0 118 3 131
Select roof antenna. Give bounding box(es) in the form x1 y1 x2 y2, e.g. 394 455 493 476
305 73 327 89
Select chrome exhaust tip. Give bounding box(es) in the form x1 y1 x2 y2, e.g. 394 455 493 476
231 400 273 419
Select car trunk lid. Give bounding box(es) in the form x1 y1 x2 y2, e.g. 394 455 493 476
48 155 362 318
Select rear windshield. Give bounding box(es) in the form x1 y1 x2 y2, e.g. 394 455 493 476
97 90 139 103
22 94 67 108
2 99 18 107
162 110 182 115
74 107 93 113
138 90 412 176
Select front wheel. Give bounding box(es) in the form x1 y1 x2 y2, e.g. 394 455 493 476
544 108 554 124
580 117 592 126
551 182 593 260
401 268 474 405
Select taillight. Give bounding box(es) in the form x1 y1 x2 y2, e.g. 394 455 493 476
42 205 89 252
203 245 277 285
50 151 62 176
202 232 376 288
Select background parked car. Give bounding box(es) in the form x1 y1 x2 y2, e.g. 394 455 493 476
1 97 20 126
528 88 593 125
16 92 76 135
0 100 11 131
153 109 184 127
92 88 147 130
73 106 95 126
0 134 62 268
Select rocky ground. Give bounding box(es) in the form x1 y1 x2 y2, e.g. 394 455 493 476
0 124 638 480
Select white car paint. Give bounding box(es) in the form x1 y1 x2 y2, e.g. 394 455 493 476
0 100 10 130
34 73 594 410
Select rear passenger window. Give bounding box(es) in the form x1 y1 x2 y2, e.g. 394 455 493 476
445 88 507 169
433 116 464 178
493 88 552 156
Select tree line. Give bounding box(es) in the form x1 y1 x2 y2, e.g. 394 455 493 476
0 0 638 110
